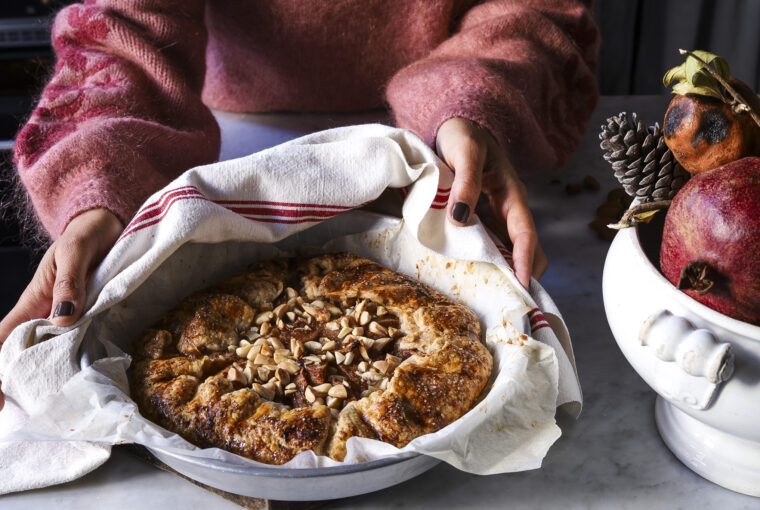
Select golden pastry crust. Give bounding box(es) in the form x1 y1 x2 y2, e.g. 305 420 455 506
131 252 492 464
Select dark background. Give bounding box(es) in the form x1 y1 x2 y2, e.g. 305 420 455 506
1 0 759 317
596 0 760 94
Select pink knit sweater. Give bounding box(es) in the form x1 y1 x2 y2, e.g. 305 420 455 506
14 0 599 238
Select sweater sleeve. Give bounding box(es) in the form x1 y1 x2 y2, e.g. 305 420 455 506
386 0 599 172
13 0 219 239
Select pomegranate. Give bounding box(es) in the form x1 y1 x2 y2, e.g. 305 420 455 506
663 50 760 174
664 79 760 174
660 157 760 325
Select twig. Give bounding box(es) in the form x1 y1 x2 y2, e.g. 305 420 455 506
607 200 672 230
679 49 760 129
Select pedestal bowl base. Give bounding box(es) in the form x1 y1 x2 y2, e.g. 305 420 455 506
655 397 760 497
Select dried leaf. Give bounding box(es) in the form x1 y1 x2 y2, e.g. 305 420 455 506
671 81 724 100
687 50 730 80
665 50 731 100
690 70 719 90
632 209 661 223
663 63 686 87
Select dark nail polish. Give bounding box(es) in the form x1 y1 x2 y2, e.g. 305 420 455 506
452 202 470 224
54 301 74 318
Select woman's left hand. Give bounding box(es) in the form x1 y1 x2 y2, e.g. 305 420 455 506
435 117 547 289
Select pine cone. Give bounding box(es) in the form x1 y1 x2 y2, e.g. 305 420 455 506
599 112 690 201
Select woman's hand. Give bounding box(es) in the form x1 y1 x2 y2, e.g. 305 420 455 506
436 117 547 289
0 208 123 347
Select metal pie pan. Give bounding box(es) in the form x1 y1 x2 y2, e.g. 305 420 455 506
146 446 439 501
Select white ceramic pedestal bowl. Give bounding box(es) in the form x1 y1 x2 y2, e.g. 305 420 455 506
603 215 760 497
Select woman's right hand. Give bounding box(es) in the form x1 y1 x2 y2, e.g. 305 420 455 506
0 208 123 348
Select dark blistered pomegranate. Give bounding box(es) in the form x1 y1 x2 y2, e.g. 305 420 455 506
664 78 760 174
662 50 760 174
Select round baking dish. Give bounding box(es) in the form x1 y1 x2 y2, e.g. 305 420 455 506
603 214 760 497
146 446 439 501
123 221 571 501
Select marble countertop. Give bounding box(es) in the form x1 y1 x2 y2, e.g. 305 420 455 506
3 96 758 509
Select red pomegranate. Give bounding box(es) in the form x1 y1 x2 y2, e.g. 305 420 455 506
660 157 760 325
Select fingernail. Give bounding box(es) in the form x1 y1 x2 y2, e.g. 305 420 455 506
53 301 74 318
452 202 470 224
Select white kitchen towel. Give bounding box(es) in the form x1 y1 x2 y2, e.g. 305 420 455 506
0 124 581 494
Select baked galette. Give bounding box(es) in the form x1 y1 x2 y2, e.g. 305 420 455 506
131 252 492 464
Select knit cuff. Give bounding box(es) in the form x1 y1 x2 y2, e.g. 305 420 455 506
387 58 541 171
49 173 145 238
54 179 132 238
